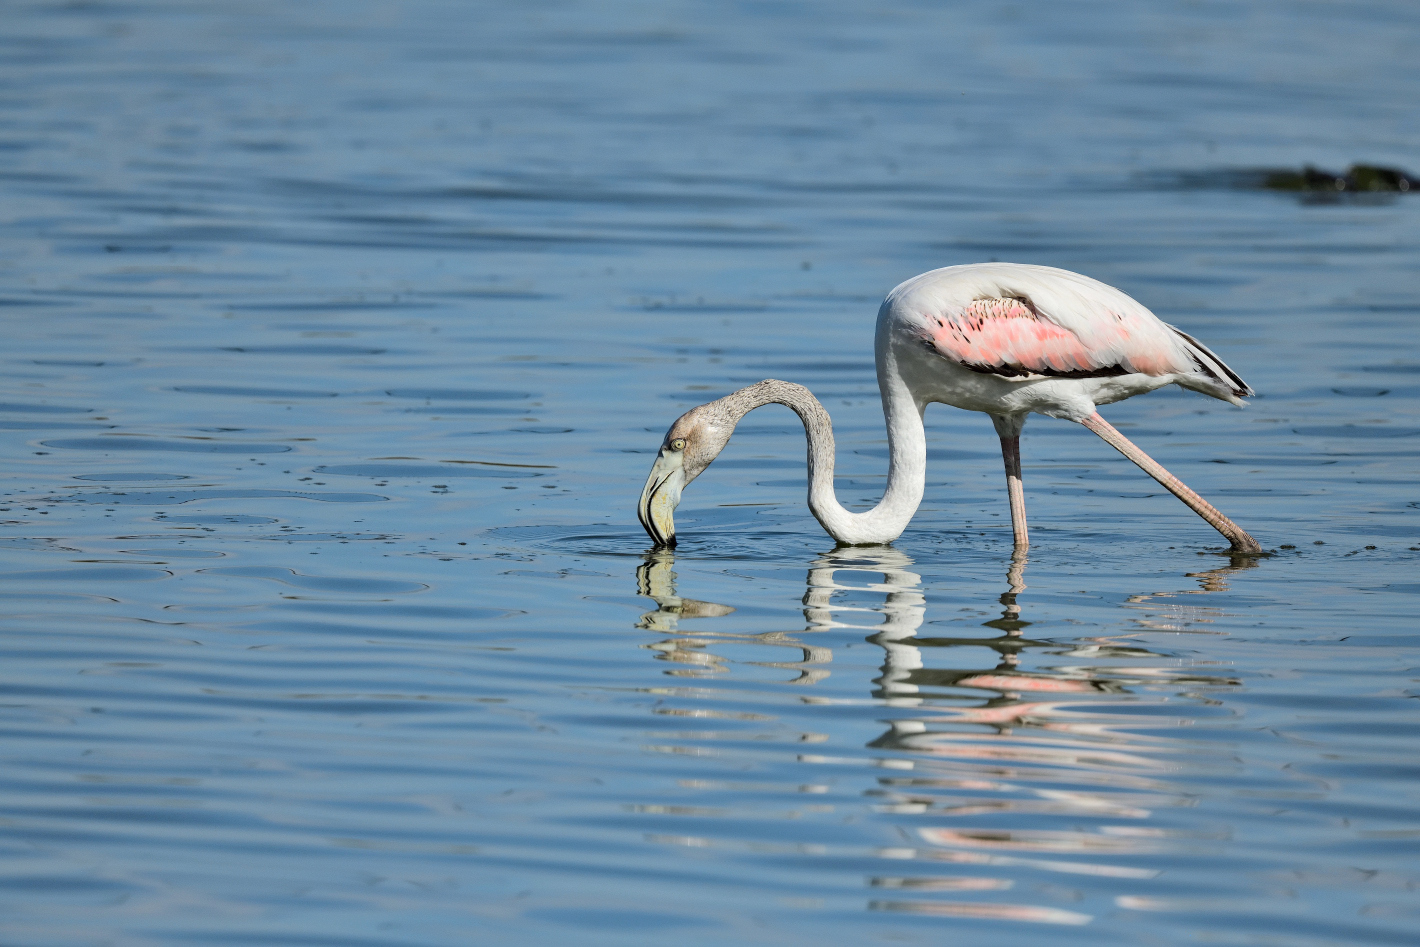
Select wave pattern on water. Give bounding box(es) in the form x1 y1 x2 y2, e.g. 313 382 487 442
0 1 1418 946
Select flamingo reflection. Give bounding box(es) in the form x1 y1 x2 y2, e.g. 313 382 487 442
633 546 1256 916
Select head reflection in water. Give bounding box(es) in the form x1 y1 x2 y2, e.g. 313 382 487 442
635 550 831 683
632 547 1259 903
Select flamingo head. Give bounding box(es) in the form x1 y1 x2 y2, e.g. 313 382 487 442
637 397 739 546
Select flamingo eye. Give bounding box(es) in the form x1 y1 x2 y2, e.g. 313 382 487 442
668 438 686 451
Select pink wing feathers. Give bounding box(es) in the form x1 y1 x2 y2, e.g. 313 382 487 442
893 263 1252 401
923 294 1191 379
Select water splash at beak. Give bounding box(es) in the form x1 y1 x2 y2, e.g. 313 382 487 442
637 450 685 546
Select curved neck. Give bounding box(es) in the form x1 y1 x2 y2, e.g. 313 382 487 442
725 377 926 545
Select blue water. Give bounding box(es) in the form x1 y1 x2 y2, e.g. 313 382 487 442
2 2 1418 944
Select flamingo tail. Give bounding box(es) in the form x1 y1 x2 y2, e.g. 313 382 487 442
1167 324 1253 404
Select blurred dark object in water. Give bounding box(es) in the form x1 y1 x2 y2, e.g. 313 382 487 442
1143 164 1414 199
1347 165 1413 191
1264 164 1412 193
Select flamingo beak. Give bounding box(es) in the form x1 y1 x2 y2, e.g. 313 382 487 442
637 448 685 547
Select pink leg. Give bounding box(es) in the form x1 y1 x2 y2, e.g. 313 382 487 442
999 435 1028 549
1080 413 1262 553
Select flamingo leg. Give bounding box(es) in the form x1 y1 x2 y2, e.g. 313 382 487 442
1079 412 1262 553
999 434 1029 549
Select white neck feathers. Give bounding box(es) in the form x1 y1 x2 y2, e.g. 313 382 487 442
722 376 926 545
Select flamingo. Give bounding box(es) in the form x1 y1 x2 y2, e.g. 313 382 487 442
637 263 1261 553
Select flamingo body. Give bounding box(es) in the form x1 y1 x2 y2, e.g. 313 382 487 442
880 263 1250 428
638 263 1262 552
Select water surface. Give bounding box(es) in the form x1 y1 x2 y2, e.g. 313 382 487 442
2 2 1418 945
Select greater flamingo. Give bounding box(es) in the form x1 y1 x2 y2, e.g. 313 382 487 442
637 263 1261 553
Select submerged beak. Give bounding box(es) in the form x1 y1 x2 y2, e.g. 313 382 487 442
637 449 686 546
